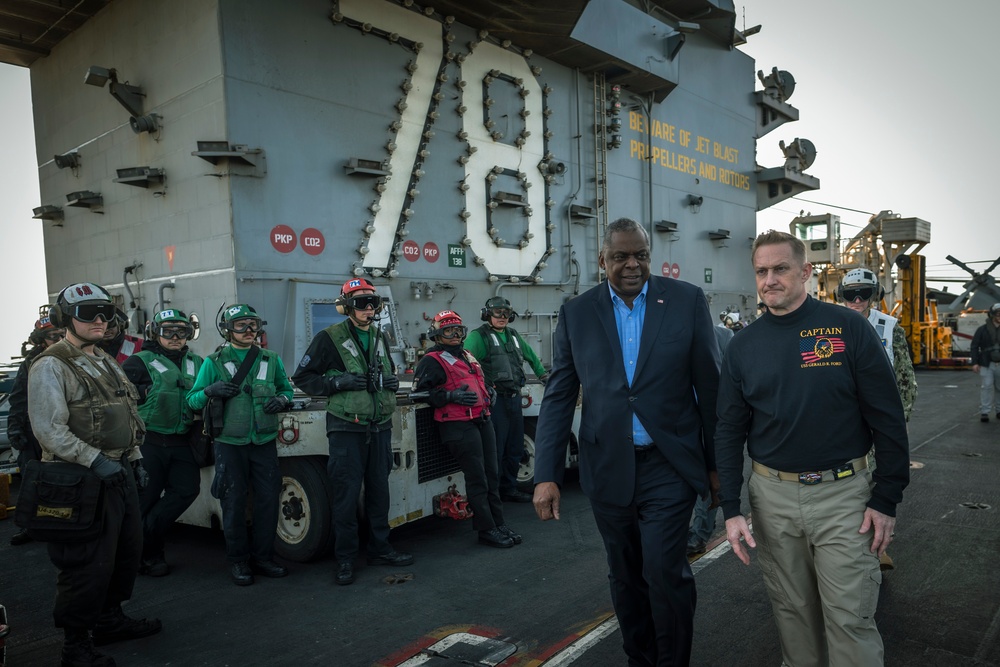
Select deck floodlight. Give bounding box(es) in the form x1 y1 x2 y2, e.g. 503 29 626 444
83 66 145 117
32 205 64 222
84 66 112 87
54 152 81 170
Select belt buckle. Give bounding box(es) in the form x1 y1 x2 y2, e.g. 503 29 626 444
798 472 822 485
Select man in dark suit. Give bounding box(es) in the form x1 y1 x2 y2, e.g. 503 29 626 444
533 217 720 667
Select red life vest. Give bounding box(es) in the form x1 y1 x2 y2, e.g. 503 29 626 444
425 349 490 422
115 334 144 365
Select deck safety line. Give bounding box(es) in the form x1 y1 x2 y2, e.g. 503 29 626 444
910 423 960 453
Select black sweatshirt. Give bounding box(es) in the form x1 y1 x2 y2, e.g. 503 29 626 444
715 296 910 519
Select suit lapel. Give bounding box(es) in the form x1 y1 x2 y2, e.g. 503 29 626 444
635 278 667 379
593 283 626 376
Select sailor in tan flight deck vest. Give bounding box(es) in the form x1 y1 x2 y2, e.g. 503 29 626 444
28 282 161 667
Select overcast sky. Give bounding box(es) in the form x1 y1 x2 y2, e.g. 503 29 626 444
1 0 998 361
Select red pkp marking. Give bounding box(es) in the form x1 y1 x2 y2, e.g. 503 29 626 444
270 225 297 253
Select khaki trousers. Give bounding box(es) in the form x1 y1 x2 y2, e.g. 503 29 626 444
749 466 884 667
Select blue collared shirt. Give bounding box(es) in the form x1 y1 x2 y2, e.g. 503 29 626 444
609 281 653 448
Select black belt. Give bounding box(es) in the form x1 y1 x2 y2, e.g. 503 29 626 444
496 390 519 398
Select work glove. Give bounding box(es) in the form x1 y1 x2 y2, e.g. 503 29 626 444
204 381 240 398
538 373 550 386
446 384 478 407
263 394 291 414
7 430 28 451
91 453 127 486
330 373 367 393
383 375 400 392
132 460 149 491
487 386 497 406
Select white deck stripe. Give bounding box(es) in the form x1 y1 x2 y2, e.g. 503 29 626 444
544 526 751 665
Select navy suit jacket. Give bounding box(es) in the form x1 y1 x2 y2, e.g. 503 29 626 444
534 276 721 506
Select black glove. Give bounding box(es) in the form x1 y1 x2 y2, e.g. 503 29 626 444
446 384 478 407
8 430 28 451
331 373 367 393
383 375 400 392
91 453 127 485
132 460 149 491
538 373 550 386
263 395 290 414
204 381 240 398
487 386 497 406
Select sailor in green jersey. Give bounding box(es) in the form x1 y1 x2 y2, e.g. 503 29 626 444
123 309 204 578
464 296 548 503
187 304 293 586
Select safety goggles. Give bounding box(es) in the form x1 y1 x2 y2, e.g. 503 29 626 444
229 319 263 333
70 303 117 323
348 294 384 311
841 287 875 303
488 308 512 319
438 325 467 339
43 331 65 342
157 326 192 340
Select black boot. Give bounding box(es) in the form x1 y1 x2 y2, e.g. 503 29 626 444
9 528 32 546
62 628 116 667
92 605 162 646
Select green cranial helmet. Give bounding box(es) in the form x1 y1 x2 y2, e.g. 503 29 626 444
218 303 266 337
149 309 195 340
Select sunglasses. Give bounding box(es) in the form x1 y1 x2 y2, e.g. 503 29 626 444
71 303 117 323
349 295 384 311
439 326 467 339
488 309 512 319
841 287 875 302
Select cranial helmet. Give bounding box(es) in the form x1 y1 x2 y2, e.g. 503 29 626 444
481 296 517 322
147 309 195 340
837 268 884 302
218 304 265 339
34 316 55 331
989 303 1000 317
335 277 384 316
428 310 467 340
842 268 878 287
50 282 114 328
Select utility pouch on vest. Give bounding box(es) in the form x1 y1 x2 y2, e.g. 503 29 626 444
191 418 216 467
203 397 226 439
14 460 104 543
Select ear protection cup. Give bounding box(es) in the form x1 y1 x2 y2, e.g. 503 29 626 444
49 286 69 328
335 296 348 316
49 304 63 328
